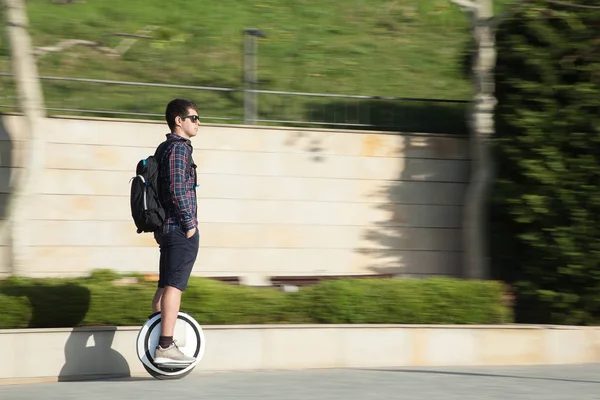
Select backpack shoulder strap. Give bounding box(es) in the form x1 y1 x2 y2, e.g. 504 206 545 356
155 139 194 182
157 140 193 168
154 139 172 161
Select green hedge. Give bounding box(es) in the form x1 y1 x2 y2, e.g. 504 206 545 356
0 270 512 329
0 293 31 329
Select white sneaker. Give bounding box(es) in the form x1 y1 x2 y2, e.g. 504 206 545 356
153 341 196 365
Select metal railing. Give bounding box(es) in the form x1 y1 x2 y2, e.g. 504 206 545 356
0 72 469 134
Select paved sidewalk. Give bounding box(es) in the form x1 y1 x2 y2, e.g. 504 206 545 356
1 364 599 400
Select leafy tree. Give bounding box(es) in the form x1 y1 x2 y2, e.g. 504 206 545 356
491 0 600 324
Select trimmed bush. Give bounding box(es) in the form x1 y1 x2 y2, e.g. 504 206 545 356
297 278 510 324
0 292 31 329
0 271 512 329
0 276 90 328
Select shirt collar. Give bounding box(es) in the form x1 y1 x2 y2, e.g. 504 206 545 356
166 132 192 146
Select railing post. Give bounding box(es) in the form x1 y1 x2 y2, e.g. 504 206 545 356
243 28 265 125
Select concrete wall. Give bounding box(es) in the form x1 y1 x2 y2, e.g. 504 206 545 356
1 324 600 381
0 114 468 284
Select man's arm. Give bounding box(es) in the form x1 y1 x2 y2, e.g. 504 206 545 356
167 142 196 235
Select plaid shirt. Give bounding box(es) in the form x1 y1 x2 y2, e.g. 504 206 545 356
155 133 197 237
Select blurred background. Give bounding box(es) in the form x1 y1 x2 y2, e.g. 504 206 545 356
0 0 599 329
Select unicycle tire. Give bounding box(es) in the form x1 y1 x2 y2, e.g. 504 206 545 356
136 311 206 380
142 363 194 380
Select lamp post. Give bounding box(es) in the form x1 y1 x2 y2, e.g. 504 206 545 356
243 28 266 125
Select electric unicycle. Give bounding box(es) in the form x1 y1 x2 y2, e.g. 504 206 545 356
136 311 206 380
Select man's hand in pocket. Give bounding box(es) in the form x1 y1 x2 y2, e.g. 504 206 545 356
186 228 197 239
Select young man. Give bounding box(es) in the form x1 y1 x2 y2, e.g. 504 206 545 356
151 98 200 365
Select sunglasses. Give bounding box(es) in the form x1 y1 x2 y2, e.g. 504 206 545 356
181 115 200 123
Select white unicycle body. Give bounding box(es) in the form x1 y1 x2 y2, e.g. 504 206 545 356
136 311 206 380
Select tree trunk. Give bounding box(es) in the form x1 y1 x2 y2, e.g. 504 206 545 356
463 0 497 279
2 0 46 276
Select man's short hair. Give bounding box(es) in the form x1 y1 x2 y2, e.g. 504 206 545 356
165 98 198 132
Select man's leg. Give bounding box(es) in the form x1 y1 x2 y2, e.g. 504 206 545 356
152 287 164 313
159 285 181 337
153 228 199 364
153 235 166 314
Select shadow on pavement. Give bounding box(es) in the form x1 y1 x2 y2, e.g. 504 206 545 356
59 327 131 382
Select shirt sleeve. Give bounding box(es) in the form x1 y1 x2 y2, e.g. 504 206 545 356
167 142 196 231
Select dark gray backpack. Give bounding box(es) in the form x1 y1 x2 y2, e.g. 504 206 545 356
130 141 177 233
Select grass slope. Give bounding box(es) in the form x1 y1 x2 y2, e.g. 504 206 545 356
0 0 512 132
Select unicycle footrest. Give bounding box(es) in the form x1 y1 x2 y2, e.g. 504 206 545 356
155 362 192 370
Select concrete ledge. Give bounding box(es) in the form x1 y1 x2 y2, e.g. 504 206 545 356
1 324 599 381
